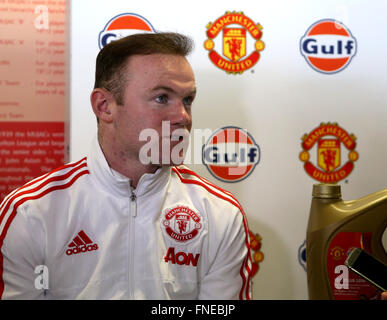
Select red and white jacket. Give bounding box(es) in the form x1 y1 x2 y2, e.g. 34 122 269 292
0 137 252 300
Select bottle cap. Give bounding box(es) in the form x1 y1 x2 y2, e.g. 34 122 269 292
312 184 341 199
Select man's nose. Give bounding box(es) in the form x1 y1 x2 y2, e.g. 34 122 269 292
170 101 191 127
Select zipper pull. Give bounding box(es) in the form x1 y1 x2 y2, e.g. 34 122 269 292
130 193 137 217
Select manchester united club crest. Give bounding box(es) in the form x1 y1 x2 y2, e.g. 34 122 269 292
299 122 359 183
204 11 265 74
162 206 203 243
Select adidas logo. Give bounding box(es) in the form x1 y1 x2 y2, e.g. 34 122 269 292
65 230 99 256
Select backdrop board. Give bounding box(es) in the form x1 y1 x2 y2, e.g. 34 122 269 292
0 0 67 203
69 0 387 299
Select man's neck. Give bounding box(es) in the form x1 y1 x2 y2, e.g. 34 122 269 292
98 136 160 189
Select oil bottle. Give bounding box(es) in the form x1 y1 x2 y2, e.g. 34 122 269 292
306 183 387 300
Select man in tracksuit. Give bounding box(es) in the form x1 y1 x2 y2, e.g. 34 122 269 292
0 32 253 299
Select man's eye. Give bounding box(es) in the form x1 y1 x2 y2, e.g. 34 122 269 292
183 96 194 107
155 95 168 104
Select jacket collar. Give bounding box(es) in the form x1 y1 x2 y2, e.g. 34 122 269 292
87 136 171 198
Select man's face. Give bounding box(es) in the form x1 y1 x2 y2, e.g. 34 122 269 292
111 53 196 166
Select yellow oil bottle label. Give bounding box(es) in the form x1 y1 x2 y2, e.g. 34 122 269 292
327 232 379 299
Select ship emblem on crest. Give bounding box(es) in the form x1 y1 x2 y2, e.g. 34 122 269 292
162 206 203 243
204 11 265 74
299 122 359 183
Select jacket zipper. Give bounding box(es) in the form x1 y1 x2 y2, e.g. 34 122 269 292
129 192 137 298
130 193 137 217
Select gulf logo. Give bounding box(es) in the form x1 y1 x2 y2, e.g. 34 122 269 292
300 19 357 74
202 126 260 182
98 13 155 49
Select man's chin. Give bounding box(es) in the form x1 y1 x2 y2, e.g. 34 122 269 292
158 159 185 167
158 151 186 167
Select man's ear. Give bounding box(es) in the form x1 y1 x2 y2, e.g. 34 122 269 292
90 88 115 123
